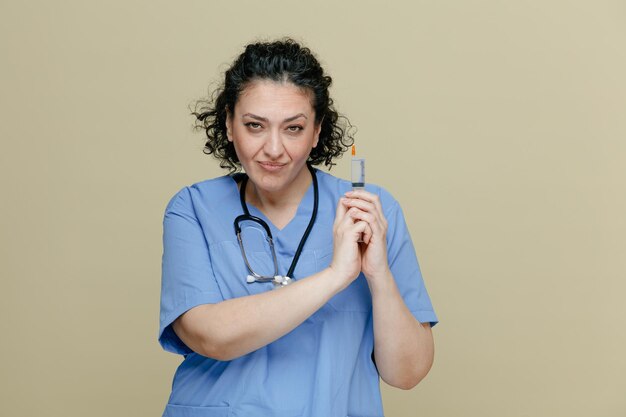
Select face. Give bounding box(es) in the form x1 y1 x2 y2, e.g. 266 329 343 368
226 79 321 195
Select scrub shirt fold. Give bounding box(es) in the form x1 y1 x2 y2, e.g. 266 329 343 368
159 187 225 355
381 190 439 328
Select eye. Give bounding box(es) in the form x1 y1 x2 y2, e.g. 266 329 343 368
287 125 304 132
245 122 262 129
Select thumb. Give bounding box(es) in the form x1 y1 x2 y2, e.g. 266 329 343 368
333 197 348 228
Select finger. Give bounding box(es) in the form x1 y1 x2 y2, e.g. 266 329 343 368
333 197 348 228
344 190 388 233
337 206 359 234
344 189 376 201
351 219 369 241
360 221 373 244
348 207 382 237
345 190 385 222
342 198 387 233
342 197 376 214
338 209 369 242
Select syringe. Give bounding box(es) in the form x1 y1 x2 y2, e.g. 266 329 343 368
351 145 365 191
351 145 366 243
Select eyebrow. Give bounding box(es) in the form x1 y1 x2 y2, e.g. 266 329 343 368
241 113 308 123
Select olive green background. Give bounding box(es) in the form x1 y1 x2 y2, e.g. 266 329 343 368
1 1 625 416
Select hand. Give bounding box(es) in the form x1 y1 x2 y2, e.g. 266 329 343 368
329 196 369 290
341 190 390 282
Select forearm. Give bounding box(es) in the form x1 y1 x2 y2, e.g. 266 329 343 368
174 267 344 361
369 270 434 389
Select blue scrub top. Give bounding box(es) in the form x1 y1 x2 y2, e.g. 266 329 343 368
159 169 438 417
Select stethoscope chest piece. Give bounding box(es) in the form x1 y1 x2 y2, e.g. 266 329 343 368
245 274 293 287
275 275 293 286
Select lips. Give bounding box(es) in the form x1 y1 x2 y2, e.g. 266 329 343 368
258 161 287 171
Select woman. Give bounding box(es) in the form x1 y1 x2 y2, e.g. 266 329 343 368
159 38 438 417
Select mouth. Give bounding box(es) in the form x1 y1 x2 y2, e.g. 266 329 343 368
258 161 287 171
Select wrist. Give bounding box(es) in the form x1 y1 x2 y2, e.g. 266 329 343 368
324 266 354 293
365 268 395 294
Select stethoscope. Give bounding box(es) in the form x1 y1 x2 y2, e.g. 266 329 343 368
233 163 319 287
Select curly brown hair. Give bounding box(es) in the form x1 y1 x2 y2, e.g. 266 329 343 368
192 38 355 172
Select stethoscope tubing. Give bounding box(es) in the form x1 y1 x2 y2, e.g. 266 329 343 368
234 163 319 284
234 214 280 281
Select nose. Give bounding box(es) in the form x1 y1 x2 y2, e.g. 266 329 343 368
263 128 285 160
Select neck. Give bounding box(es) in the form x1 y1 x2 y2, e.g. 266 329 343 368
246 165 313 212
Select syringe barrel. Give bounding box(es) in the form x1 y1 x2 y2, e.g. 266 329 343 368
351 158 365 190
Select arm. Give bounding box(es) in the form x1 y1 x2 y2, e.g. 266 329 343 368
172 198 367 361
173 268 342 361
342 190 435 389
369 271 434 389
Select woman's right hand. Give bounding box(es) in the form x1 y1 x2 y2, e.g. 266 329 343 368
329 197 369 290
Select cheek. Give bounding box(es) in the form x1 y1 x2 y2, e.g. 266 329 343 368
287 139 315 159
231 129 257 155
234 142 254 160
231 138 252 162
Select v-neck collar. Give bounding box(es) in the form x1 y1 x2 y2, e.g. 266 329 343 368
229 170 317 235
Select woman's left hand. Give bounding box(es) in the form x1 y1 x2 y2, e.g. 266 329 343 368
341 190 390 282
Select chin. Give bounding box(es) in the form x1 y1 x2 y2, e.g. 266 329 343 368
245 160 307 194
248 169 289 190
258 176 291 193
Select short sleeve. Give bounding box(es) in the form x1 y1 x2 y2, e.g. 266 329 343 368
158 188 225 355
383 193 439 327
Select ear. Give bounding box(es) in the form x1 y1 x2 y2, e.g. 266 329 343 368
226 110 233 142
312 117 323 148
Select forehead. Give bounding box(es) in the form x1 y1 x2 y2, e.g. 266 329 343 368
235 79 314 116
